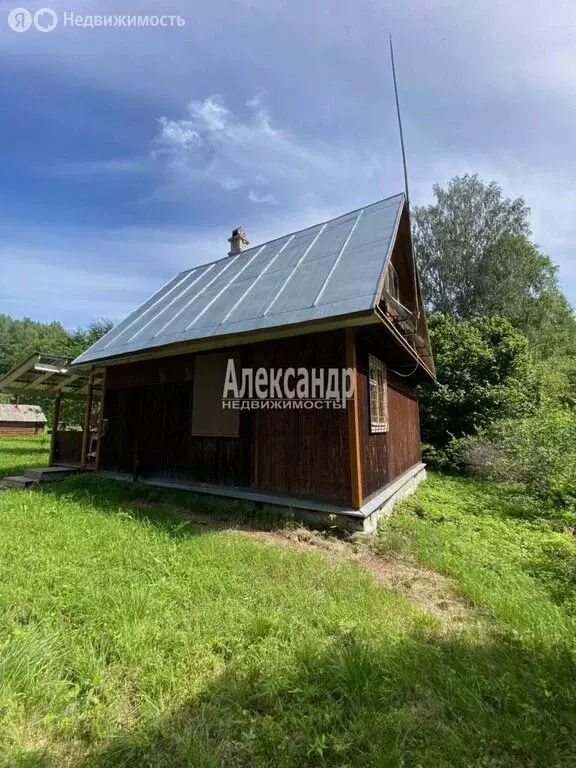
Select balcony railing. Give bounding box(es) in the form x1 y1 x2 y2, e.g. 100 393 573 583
379 290 432 361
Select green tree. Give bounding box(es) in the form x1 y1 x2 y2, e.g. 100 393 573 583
413 175 576 357
0 315 112 376
419 313 537 448
66 319 113 359
0 315 70 375
0 314 113 424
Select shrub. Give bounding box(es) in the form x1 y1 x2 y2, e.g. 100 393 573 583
449 434 511 480
451 407 576 512
419 314 538 448
496 409 576 509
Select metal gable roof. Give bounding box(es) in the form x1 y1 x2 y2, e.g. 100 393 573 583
73 193 404 366
0 404 47 423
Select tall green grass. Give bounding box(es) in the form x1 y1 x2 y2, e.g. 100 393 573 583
0 471 423 766
0 439 574 766
377 473 576 650
0 434 50 477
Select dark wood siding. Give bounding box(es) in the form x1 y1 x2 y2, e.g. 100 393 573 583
54 430 83 464
98 327 420 506
247 330 351 505
357 364 389 498
101 362 251 487
252 381 351 505
357 336 422 500
387 383 421 479
100 332 351 505
0 422 43 437
106 355 195 389
99 386 139 474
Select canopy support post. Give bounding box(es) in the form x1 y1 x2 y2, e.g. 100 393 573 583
95 369 107 473
48 393 62 467
80 371 95 470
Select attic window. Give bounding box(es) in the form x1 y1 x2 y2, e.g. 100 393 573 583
369 354 388 434
386 263 401 302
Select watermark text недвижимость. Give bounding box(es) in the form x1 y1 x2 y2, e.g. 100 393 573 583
7 8 186 33
222 361 355 411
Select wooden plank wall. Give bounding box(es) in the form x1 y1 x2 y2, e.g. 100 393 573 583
243 330 351 505
357 363 389 498
54 431 83 464
0 423 44 437
106 356 195 389
101 357 251 487
387 382 421 480
356 337 422 500
100 331 352 505
387 207 417 314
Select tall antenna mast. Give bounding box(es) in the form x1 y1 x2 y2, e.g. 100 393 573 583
389 35 410 208
389 34 422 323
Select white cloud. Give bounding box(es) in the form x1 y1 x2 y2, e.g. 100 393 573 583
150 94 389 208
248 189 278 205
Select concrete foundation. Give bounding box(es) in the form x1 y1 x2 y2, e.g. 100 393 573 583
100 462 427 533
359 463 427 533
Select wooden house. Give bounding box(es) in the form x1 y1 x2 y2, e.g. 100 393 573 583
0 194 434 530
0 403 47 437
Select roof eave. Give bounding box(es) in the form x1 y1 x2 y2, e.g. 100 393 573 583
71 309 380 369
0 352 101 400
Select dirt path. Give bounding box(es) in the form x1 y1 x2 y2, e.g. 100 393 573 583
239 527 472 623
124 500 474 624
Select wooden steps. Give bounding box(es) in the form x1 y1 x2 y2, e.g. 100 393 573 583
24 466 78 483
1 476 37 490
1 466 79 490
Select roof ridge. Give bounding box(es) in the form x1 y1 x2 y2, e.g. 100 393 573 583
175 192 405 277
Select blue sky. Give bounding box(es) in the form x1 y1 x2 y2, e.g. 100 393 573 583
0 0 574 329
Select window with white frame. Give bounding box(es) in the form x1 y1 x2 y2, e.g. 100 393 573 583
369 354 388 433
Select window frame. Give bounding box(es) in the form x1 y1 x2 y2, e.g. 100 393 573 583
368 354 388 434
386 263 401 303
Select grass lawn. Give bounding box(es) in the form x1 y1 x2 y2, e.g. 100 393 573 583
0 437 575 767
0 434 51 478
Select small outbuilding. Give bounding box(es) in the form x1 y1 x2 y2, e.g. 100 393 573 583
0 403 47 436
